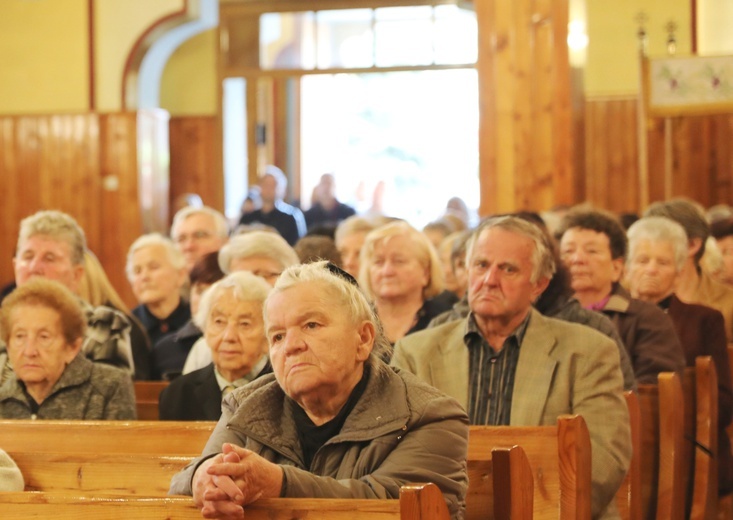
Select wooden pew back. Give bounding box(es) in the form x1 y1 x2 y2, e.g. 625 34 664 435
0 420 215 455
690 356 719 520
468 414 592 520
728 346 733 443
491 444 534 520
638 372 685 520
616 390 642 520
9 451 193 495
1 483 449 520
0 492 414 520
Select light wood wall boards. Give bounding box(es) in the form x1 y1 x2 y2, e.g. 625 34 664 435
583 96 640 213
584 96 733 214
475 0 574 215
0 111 168 310
168 115 222 223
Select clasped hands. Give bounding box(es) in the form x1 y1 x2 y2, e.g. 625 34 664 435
192 443 284 519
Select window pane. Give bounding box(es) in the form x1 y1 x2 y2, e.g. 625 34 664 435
301 70 479 228
316 9 374 69
434 5 478 64
259 7 477 69
374 7 433 67
222 78 247 219
260 12 316 69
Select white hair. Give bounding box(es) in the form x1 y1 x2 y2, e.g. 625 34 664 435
170 206 229 240
626 216 689 273
218 231 300 274
194 271 271 329
125 233 186 281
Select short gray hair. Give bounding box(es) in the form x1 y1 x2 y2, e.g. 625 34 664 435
218 231 300 274
264 261 391 375
467 216 556 283
626 216 688 273
170 206 229 240
194 271 271 329
125 233 186 281
17 210 86 266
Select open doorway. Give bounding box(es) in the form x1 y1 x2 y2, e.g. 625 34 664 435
300 69 479 228
221 2 479 228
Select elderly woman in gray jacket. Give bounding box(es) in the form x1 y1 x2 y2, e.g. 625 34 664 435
0 278 136 420
170 261 469 519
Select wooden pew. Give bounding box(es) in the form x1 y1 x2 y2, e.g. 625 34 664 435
723 346 733 519
727 346 733 444
0 483 449 520
9 451 193 495
616 390 642 520
0 420 215 456
491 444 534 520
689 357 719 520
638 372 685 520
468 414 592 520
134 381 170 420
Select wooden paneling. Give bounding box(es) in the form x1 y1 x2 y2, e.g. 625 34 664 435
584 96 640 213
0 114 102 292
168 115 222 219
0 112 168 310
98 112 145 308
584 96 733 214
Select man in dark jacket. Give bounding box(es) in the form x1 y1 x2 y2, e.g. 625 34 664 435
238 166 306 246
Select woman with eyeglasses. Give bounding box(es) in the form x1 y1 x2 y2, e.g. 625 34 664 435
0 278 136 419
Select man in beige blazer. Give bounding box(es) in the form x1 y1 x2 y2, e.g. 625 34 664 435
393 216 630 520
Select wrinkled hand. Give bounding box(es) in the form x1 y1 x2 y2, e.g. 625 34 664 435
192 443 284 519
192 449 245 519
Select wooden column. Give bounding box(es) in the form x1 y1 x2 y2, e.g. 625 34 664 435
475 0 573 216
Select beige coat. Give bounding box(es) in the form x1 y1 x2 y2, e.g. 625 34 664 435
392 309 631 520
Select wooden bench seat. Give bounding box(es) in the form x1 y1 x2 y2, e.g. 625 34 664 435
0 482 449 520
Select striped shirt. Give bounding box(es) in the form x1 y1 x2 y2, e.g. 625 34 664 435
464 311 530 425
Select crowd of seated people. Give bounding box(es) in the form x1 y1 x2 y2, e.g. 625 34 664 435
3 180 733 515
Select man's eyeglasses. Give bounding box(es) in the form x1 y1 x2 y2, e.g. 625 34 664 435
175 230 213 244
